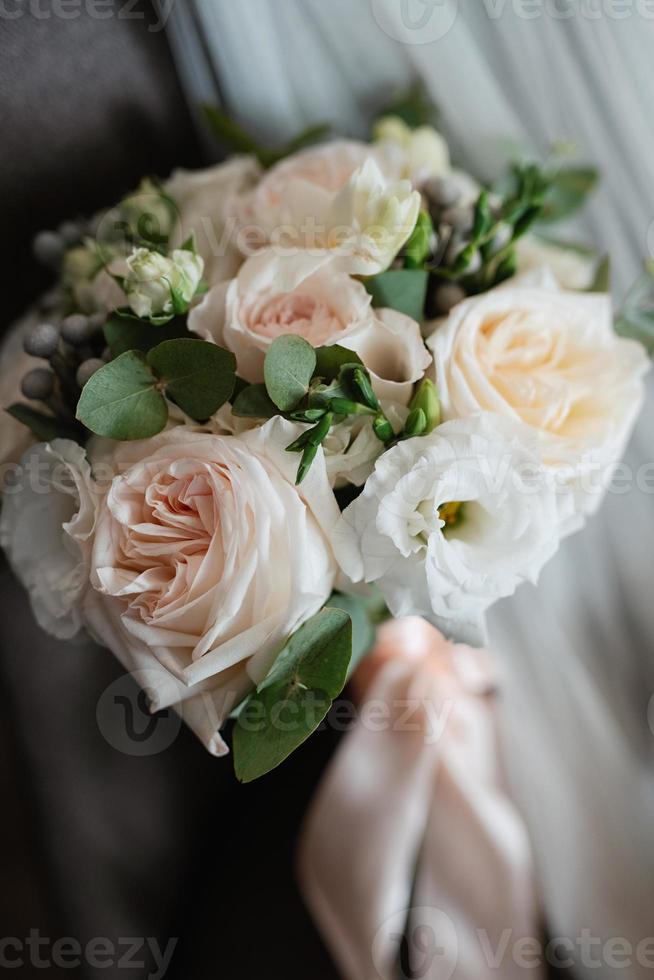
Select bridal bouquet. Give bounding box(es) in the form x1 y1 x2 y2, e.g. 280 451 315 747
1 96 650 779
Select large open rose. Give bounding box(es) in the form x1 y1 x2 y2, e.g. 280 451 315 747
84 418 339 755
427 281 648 524
190 250 430 403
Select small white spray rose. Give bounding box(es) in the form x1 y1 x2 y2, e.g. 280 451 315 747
124 246 204 320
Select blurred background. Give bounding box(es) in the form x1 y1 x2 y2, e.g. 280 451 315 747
1 2 653 978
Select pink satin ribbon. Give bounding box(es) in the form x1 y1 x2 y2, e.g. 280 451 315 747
298 618 544 980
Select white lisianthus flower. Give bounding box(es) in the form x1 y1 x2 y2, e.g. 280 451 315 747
124 246 204 319
0 440 97 639
189 249 430 401
373 115 450 186
166 156 262 285
426 281 649 527
83 418 339 756
515 235 597 290
322 403 408 488
334 416 560 646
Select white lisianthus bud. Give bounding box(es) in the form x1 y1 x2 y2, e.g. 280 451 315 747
373 115 451 187
329 159 421 275
124 246 204 320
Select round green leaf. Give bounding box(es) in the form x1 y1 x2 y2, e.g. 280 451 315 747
264 335 317 412
147 338 236 421
76 351 167 440
233 608 352 782
232 383 277 419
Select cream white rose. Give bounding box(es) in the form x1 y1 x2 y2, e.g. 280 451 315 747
0 439 97 639
334 415 560 646
83 418 339 755
515 235 597 290
166 156 262 285
427 282 649 522
189 249 430 402
124 246 204 319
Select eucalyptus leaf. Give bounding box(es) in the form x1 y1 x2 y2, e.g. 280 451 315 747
147 338 236 421
202 104 329 169
233 607 352 782
264 335 316 411
76 351 167 440
614 266 654 354
538 166 599 224
365 268 428 323
6 404 84 443
376 83 439 130
232 383 278 419
103 314 191 358
314 344 363 382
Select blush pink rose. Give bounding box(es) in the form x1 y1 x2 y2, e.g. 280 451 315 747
84 418 339 755
189 249 431 404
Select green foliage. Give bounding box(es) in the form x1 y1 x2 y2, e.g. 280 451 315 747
375 83 439 130
615 261 654 354
103 313 191 358
313 344 363 382
233 608 352 782
264 335 317 411
232 383 277 419
147 339 236 421
76 339 236 439
6 404 84 443
404 210 434 269
588 255 611 293
202 104 330 169
364 268 429 322
76 351 167 440
407 378 440 434
538 166 599 224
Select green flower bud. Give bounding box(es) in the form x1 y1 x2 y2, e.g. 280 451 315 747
408 378 440 434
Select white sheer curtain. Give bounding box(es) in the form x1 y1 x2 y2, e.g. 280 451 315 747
164 3 654 976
